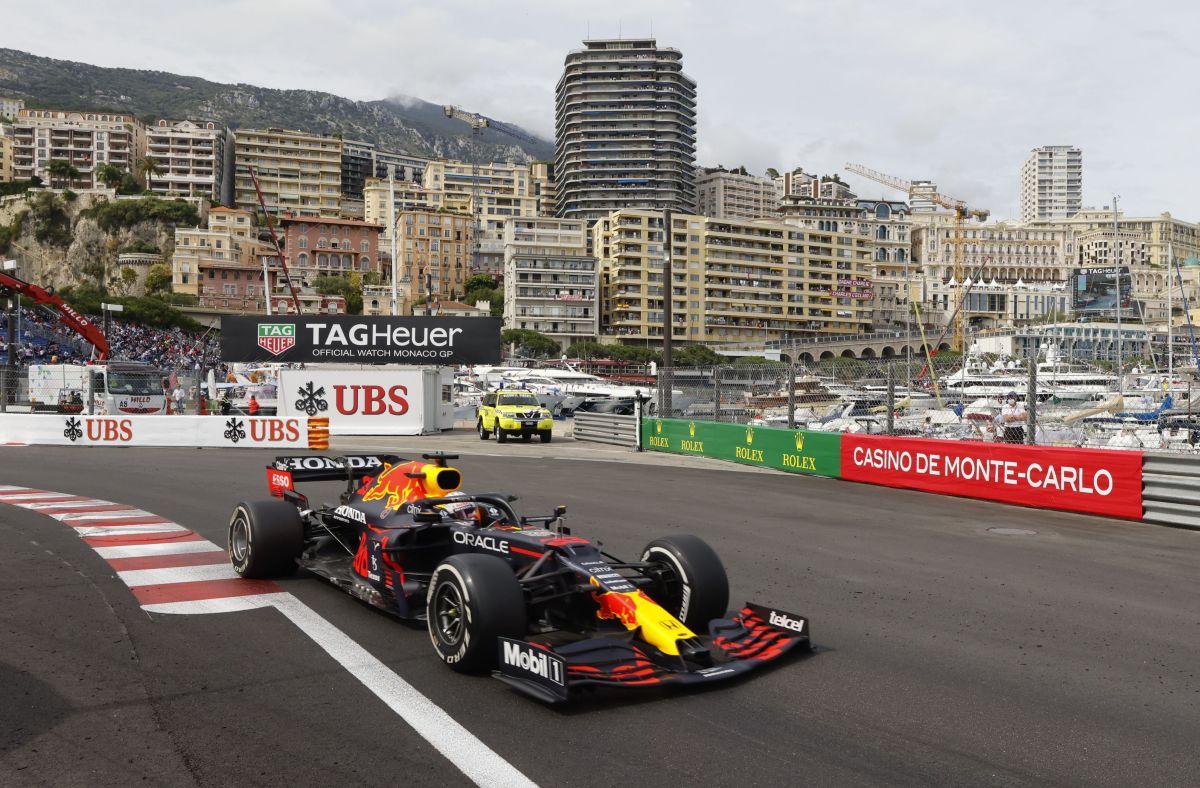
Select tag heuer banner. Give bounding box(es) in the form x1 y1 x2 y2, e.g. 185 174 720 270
220 316 501 364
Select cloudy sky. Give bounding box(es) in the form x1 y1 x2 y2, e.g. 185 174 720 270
3 0 1196 220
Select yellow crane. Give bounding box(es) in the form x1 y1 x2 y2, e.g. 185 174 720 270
845 163 989 351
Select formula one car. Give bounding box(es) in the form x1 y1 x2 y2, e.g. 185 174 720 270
228 453 810 702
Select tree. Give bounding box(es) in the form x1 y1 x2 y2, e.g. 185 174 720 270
501 328 560 359
674 344 725 367
115 266 139 296
464 273 497 292
137 156 163 185
144 263 173 295
565 341 605 359
95 163 124 189
765 167 780 179
363 271 382 287
46 160 81 188
81 261 106 287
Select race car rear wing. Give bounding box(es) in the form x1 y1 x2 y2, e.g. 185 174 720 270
266 454 402 499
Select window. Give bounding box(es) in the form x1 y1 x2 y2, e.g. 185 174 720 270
298 236 307 248
361 240 369 252
298 252 309 267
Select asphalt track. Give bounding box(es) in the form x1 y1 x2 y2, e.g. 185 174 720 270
1 443 1198 787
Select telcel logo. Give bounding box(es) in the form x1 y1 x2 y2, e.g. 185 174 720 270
502 640 564 685
768 610 805 633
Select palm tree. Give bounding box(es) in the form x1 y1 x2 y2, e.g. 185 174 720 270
95 163 123 189
137 156 163 186
46 159 81 189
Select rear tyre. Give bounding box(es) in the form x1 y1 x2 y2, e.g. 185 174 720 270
539 430 552 443
228 500 303 578
640 534 729 631
478 420 489 440
427 554 526 672
495 424 508 443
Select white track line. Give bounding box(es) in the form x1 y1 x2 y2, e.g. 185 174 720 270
140 592 291 615
94 541 224 559
0 492 73 501
22 500 119 510
73 524 189 537
272 595 537 788
117 563 240 587
55 511 154 521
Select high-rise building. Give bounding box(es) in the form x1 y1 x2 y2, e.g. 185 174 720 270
340 139 428 201
696 167 776 220
527 161 556 216
11 109 145 189
395 209 474 313
423 159 537 275
555 39 697 223
232 128 342 217
1019 145 1082 222
593 209 873 345
503 217 597 345
145 119 230 202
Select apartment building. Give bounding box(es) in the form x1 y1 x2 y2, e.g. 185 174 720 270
503 217 597 345
0 97 24 120
593 209 873 346
0 124 11 182
528 161 556 217
171 207 272 311
11 109 144 189
423 159 537 274
232 128 342 216
362 177 432 241
145 119 230 202
555 39 698 223
280 214 382 286
1019 145 1082 222
849 200 913 328
773 168 856 204
696 167 776 220
341 139 428 201
395 210 473 313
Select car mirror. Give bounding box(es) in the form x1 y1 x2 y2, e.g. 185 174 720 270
553 505 567 518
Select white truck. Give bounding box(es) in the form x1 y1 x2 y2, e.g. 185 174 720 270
28 362 167 415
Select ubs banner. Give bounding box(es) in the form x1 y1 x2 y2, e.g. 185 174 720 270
220 316 501 364
841 435 1143 519
643 418 842 478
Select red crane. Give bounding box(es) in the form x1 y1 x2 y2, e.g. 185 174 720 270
0 269 110 359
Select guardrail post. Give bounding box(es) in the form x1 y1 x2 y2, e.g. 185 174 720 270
787 360 797 430
634 395 643 452
712 366 722 423
886 363 895 435
1027 358 1037 444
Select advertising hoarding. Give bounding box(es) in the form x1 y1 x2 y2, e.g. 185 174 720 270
277 368 453 435
1071 267 1132 314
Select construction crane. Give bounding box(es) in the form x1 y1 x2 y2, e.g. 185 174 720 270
442 105 542 285
845 163 990 352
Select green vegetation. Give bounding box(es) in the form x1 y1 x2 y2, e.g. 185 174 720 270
562 341 728 366
94 163 124 189
58 282 202 331
0 211 26 255
144 264 173 295
46 160 80 188
502 328 561 358
115 266 139 295
0 176 43 197
119 240 161 255
27 192 72 247
313 274 363 314
81 196 200 232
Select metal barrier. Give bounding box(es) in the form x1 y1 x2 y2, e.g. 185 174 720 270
1142 453 1200 530
573 412 639 448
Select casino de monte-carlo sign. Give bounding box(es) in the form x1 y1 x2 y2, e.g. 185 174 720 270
221 316 501 365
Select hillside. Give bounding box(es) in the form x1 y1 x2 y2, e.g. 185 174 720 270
0 48 554 164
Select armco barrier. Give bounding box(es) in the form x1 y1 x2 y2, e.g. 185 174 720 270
574 412 639 447
841 434 1143 520
0 414 310 448
1141 453 1200 530
642 418 841 477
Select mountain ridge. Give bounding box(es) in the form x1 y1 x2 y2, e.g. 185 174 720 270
0 48 554 165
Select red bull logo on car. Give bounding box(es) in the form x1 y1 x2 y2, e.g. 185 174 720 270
361 462 425 513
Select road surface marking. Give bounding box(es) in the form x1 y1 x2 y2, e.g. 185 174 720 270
118 563 241 587
74 524 189 537
93 539 219 559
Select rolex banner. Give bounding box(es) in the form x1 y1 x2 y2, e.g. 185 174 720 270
642 418 842 478
220 316 501 365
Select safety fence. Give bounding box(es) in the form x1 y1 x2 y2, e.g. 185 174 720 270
654 355 1200 455
642 417 1177 526
0 414 323 449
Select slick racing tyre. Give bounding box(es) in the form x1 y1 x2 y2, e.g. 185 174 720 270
640 534 729 631
478 420 490 440
227 500 303 579
427 554 526 672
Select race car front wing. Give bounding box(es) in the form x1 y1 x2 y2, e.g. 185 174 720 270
494 603 811 703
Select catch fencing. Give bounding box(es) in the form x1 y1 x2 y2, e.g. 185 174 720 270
650 352 1199 455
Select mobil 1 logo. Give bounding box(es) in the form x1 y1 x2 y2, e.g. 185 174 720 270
497 637 567 700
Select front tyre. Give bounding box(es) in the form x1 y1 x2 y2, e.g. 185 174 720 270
228 499 303 578
539 430 552 443
640 534 729 631
427 554 526 672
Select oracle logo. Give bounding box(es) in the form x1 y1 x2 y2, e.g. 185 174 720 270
86 418 133 442
249 419 302 443
333 385 409 416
